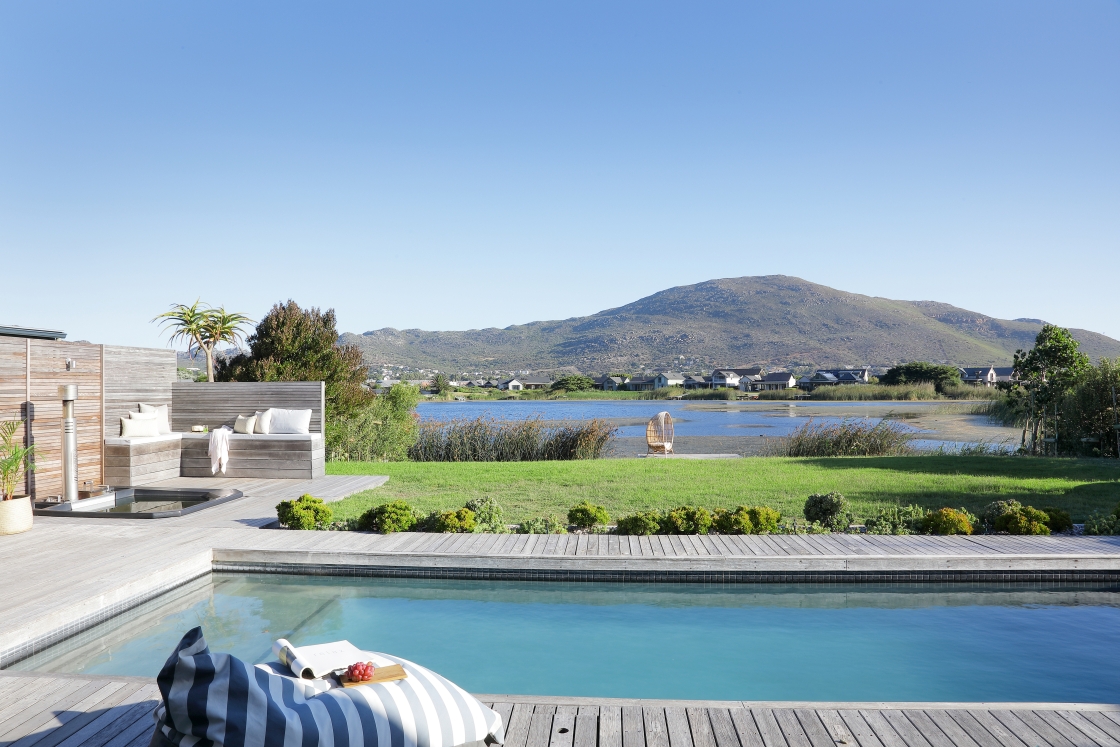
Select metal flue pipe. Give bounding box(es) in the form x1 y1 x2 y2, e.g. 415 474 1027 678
59 384 78 503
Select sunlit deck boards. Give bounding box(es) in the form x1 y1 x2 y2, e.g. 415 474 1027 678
1 672 1118 747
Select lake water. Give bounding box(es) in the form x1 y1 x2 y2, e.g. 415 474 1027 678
14 574 1120 703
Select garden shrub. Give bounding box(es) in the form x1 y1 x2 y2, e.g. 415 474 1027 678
568 501 610 529
276 494 332 530
1040 507 1073 533
979 500 1022 534
864 504 927 535
995 506 1051 535
615 512 662 536
661 505 713 534
712 507 754 535
1084 507 1120 535
803 493 850 532
747 506 781 534
922 508 974 535
466 497 509 533
516 515 569 534
420 507 476 533
357 500 417 533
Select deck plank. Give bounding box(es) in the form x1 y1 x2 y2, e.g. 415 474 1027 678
551 706 578 747
575 706 599 747
665 707 693 747
623 706 646 747
644 707 671 747
527 705 557 747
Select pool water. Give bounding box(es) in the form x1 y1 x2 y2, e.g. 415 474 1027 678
13 574 1120 703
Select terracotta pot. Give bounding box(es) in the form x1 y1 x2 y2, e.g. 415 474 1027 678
0 496 33 535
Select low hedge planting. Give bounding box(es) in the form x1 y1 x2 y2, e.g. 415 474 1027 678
922 508 974 535
804 493 851 532
568 501 610 529
276 494 332 530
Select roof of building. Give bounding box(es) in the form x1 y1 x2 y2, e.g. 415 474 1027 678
0 325 66 340
724 366 764 377
761 371 795 382
656 372 684 379
519 376 553 385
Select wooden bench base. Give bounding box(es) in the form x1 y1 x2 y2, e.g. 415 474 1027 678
104 435 182 485
179 433 325 479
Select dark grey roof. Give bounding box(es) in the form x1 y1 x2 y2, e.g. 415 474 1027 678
0 325 66 340
762 371 795 382
724 367 763 377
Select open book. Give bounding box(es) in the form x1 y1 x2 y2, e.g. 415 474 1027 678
272 639 366 680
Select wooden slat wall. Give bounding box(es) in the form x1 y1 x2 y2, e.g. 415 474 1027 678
27 340 103 498
171 382 325 433
102 345 176 439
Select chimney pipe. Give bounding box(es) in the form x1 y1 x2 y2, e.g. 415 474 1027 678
59 385 78 503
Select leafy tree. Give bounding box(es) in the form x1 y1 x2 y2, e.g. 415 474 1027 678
1006 325 1091 454
432 374 451 394
880 362 961 392
326 383 421 461
217 300 372 418
153 300 252 382
552 375 595 392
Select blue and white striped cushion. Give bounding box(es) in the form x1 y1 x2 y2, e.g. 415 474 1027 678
152 627 506 747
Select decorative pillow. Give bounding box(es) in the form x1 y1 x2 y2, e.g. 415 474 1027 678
234 415 257 434
120 416 159 438
254 409 272 434
127 411 157 420
269 408 312 434
138 403 172 435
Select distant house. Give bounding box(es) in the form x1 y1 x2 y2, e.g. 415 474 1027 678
683 375 710 389
519 376 553 390
754 372 797 391
626 377 656 391
959 366 997 386
710 370 742 389
725 366 763 378
805 368 870 388
994 367 1016 384
594 375 629 391
499 378 523 391
653 372 685 389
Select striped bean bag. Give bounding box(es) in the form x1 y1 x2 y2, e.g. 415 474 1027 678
151 627 505 747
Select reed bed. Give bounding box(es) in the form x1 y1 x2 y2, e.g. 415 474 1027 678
409 416 617 461
768 417 914 457
759 382 1003 401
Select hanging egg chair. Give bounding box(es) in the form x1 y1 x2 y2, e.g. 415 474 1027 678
646 411 675 455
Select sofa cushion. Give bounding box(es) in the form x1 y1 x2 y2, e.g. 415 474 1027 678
138 403 172 435
254 409 272 434
269 407 312 434
120 416 159 438
234 414 257 434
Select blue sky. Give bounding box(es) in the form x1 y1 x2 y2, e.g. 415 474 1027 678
2 1 1117 347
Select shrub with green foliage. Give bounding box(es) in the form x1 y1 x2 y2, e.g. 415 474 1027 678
516 515 569 534
419 507 476 533
880 363 962 393
276 494 333 530
995 506 1051 535
864 504 927 535
979 500 1023 533
661 505 713 534
1041 507 1073 534
746 506 781 533
568 501 610 529
615 511 662 535
712 507 755 534
466 497 509 533
804 493 850 532
1085 505 1120 535
357 500 417 533
327 383 422 462
923 508 974 535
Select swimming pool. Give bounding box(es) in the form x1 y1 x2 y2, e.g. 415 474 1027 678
12 574 1120 703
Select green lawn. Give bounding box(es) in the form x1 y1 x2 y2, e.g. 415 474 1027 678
326 456 1120 524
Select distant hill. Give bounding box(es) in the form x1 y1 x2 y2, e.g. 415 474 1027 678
341 276 1120 374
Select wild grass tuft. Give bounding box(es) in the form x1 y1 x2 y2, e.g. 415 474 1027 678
769 418 913 456
409 416 617 461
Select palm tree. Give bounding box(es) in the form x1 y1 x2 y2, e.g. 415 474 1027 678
154 301 253 382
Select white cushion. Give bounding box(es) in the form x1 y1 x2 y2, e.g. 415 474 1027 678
253 409 272 435
128 411 157 420
269 408 312 434
138 403 172 435
234 415 257 435
121 416 160 438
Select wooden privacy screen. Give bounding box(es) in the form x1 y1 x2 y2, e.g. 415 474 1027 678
171 381 326 433
0 338 175 498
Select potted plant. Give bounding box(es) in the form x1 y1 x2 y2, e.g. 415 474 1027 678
0 420 35 535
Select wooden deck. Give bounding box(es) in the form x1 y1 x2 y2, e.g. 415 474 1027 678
1 671 1119 747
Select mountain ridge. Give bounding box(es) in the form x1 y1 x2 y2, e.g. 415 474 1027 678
340 276 1120 373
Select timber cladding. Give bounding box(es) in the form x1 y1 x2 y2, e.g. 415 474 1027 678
0 337 175 498
171 381 325 433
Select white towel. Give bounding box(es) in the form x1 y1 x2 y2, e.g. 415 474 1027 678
208 426 232 474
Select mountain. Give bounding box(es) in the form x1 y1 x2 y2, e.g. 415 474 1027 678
340 276 1120 374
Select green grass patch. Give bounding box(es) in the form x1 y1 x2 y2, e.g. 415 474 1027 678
326 456 1120 524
